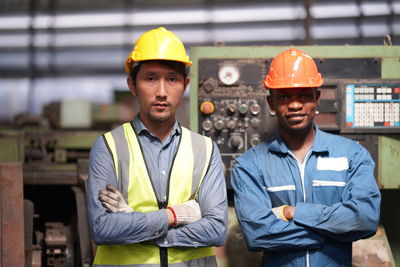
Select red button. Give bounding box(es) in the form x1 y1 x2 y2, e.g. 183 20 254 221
200 101 215 115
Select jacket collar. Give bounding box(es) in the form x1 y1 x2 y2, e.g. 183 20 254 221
268 124 329 154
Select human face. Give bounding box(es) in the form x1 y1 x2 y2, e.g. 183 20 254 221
267 88 320 133
128 61 189 126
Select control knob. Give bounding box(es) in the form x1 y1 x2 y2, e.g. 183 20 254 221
250 103 261 115
250 134 261 147
201 77 217 93
226 119 237 130
214 119 225 131
227 103 237 115
202 119 213 132
228 135 244 150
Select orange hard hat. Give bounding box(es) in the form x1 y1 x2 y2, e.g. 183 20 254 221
264 48 323 89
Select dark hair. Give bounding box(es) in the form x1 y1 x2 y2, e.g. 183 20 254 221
129 60 188 83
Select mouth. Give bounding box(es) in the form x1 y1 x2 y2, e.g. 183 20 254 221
286 113 306 121
152 102 169 109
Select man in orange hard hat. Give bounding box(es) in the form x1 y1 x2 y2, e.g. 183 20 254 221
231 48 380 266
87 27 227 267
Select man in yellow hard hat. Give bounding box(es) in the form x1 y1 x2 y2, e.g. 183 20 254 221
231 48 380 266
87 27 228 267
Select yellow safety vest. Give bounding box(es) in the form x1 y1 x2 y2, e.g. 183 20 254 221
94 122 215 266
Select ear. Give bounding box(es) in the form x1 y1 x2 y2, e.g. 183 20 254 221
183 76 190 92
267 93 275 113
127 76 136 96
315 89 321 105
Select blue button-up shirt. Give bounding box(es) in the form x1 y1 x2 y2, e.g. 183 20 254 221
87 115 228 247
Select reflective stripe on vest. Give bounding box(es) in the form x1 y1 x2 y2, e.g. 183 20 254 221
94 122 214 265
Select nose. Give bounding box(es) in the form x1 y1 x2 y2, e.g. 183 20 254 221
155 79 167 99
288 97 303 111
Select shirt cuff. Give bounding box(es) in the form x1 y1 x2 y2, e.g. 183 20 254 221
156 227 178 247
144 209 169 238
293 202 325 228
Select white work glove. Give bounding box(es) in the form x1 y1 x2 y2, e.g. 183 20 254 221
170 200 202 226
271 205 288 222
98 184 133 213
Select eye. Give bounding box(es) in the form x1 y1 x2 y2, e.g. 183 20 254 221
300 93 313 100
278 95 289 101
146 76 156 81
167 75 179 82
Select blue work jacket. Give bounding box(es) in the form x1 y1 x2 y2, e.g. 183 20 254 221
231 126 381 267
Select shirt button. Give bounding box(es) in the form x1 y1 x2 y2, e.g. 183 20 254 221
164 240 168 245
161 171 166 175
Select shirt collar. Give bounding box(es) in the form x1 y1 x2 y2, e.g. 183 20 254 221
131 114 181 138
268 124 329 154
311 126 330 153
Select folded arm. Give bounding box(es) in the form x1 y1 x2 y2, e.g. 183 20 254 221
156 143 228 248
294 145 381 242
87 137 169 245
231 151 325 251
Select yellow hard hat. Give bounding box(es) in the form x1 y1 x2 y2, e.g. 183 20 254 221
125 27 192 74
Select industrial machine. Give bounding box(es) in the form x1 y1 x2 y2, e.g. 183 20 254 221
190 46 400 266
0 129 101 267
0 92 136 266
1 45 399 267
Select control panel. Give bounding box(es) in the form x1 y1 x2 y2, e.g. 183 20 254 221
197 59 274 184
197 60 400 186
345 83 400 130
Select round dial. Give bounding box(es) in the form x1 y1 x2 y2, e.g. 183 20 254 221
218 64 240 85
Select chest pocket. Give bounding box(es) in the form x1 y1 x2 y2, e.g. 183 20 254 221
263 184 296 206
312 170 347 205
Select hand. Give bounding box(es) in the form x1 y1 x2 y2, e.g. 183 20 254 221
283 205 295 220
170 200 202 226
98 184 133 213
271 205 295 221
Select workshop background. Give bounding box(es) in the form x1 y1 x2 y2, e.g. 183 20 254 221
0 0 399 266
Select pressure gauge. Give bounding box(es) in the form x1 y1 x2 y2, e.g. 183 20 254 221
218 64 240 85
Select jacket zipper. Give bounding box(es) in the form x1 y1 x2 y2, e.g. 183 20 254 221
290 150 312 267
